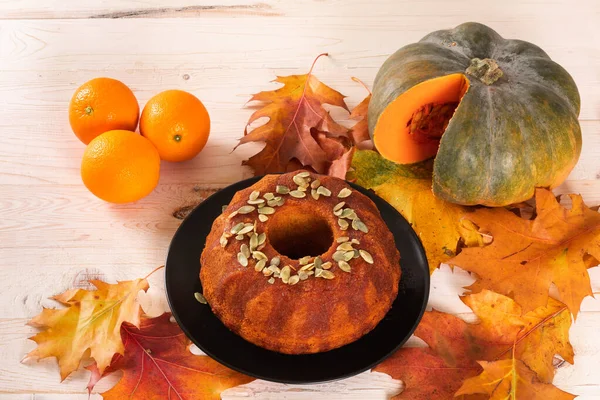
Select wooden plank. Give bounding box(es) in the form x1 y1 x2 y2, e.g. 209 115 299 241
0 17 598 120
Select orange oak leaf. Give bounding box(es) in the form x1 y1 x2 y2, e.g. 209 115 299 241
87 313 254 399
348 77 373 150
237 53 350 175
374 290 574 398
26 278 149 380
449 188 600 316
456 358 575 400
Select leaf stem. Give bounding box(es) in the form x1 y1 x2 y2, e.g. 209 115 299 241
144 265 165 280
308 53 329 75
351 77 372 94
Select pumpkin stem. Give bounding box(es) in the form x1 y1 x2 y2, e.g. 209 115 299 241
465 58 503 85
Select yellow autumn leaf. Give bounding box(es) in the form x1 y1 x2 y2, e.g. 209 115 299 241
27 278 149 380
352 149 472 273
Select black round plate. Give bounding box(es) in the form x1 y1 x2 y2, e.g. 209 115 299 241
166 176 430 384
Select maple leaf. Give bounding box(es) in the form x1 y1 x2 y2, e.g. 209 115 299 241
374 290 574 398
456 359 575 400
26 278 149 380
352 149 473 273
450 188 600 316
237 53 350 175
348 77 373 150
463 290 573 383
87 313 254 399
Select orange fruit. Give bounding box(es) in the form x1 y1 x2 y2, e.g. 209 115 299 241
69 78 140 144
81 130 160 203
140 90 210 162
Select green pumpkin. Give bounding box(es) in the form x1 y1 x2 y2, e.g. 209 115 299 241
368 22 581 206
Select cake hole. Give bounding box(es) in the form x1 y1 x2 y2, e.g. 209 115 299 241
268 210 333 259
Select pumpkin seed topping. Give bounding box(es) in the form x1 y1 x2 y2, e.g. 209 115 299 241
231 222 245 234
343 251 354 262
351 238 360 244
249 190 260 201
270 256 281 266
257 233 266 246
222 205 228 213
268 265 281 274
311 189 320 200
194 292 208 304
275 197 285 206
219 235 228 248
268 277 275 284
238 205 256 215
252 251 268 261
311 179 321 189
258 214 268 222
353 249 360 259
264 192 275 200
338 218 349 230
235 234 245 240
247 198 265 205
337 242 354 251
237 252 248 267
314 256 322 269
293 175 307 186
359 249 374 264
299 263 315 271
336 236 349 243
316 186 331 197
321 261 332 270
299 256 312 265
297 171 311 178
298 185 307 192
240 244 250 258
249 233 258 250
338 260 351 273
315 267 323 277
276 185 290 194
237 225 254 235
281 265 291 283
258 206 276 215
333 202 345 212
298 270 309 280
341 208 357 220
288 275 300 285
334 209 343 216
263 268 274 277
337 188 352 198
227 210 239 219
319 270 335 279
255 259 267 272
352 219 368 233
290 190 306 198
333 251 347 262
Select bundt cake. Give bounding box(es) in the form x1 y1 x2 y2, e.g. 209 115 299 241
200 171 401 354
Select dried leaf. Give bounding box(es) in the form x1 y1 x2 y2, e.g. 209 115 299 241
352 149 470 273
374 290 574 398
450 188 600 316
463 290 573 383
456 359 575 400
348 77 372 149
87 314 254 399
328 147 355 179
237 53 350 175
26 278 149 380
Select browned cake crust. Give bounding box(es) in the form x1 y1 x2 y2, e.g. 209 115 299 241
200 172 401 354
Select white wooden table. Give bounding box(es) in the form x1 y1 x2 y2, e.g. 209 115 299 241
1 0 599 398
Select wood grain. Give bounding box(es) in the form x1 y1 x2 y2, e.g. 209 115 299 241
1 0 599 398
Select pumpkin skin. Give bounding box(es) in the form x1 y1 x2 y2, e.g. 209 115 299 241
369 22 581 206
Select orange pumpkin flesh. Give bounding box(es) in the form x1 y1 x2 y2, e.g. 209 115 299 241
373 73 469 164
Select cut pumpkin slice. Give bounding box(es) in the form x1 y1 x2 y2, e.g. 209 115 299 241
373 73 468 164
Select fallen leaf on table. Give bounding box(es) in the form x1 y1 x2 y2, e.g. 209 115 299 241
374 290 574 398
26 278 149 380
328 147 355 179
352 149 471 273
348 77 373 150
456 358 575 400
236 53 350 175
463 290 573 383
449 188 600 316
87 313 254 399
